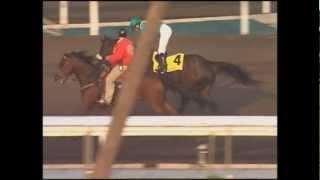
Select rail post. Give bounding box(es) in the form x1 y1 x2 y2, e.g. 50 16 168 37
240 1 250 35
197 144 208 166
83 129 94 174
208 135 216 163
224 136 233 164
59 1 68 25
89 1 99 36
262 1 271 14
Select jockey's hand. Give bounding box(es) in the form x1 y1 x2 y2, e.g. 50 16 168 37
96 53 103 60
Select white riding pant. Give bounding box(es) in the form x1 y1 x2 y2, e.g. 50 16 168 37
158 23 172 54
104 65 123 104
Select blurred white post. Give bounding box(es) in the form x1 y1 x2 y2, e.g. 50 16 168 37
98 133 105 147
59 1 68 25
89 1 99 36
262 1 271 14
240 1 249 35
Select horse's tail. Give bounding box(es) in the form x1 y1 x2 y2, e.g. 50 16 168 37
211 61 261 86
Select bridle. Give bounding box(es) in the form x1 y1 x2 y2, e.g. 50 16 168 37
57 55 103 91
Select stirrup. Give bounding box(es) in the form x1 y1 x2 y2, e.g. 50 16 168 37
96 98 106 104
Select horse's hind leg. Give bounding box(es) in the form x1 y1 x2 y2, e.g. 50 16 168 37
147 101 167 114
199 84 217 112
190 86 217 113
81 87 99 115
178 95 190 114
195 96 217 113
200 84 211 98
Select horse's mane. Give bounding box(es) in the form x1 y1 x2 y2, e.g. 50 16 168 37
70 50 95 62
67 50 99 69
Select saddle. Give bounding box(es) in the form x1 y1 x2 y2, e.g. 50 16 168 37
152 52 185 73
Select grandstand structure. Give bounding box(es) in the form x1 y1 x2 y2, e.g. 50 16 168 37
43 1 276 36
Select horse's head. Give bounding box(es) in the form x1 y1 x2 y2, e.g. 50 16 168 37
55 51 103 86
96 35 117 60
54 53 76 84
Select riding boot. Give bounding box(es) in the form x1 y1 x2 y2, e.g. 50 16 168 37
159 52 167 75
97 96 107 104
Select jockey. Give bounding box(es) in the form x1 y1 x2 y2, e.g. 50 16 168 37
97 28 134 105
129 17 172 75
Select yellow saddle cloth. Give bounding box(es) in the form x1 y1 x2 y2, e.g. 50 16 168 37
152 52 184 73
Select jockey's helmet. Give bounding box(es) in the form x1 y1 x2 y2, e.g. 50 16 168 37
129 17 141 30
118 28 127 37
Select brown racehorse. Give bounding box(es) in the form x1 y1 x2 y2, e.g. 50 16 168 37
98 35 261 113
54 51 177 115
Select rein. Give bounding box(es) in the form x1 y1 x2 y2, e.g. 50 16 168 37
80 81 96 91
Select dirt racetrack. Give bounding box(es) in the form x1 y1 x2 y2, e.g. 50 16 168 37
43 34 276 115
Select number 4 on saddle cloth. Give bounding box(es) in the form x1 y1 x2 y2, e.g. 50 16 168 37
152 52 185 73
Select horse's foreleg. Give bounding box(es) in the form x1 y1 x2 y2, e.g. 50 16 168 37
187 85 216 114
82 98 97 115
81 87 99 115
82 104 92 115
144 92 176 115
149 101 167 114
164 101 177 115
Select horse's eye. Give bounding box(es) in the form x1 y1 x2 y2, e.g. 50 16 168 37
60 60 69 68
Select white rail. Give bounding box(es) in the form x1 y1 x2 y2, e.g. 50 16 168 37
43 116 277 137
43 116 276 126
43 116 277 167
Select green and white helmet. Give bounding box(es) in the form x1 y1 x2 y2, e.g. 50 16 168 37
129 17 142 30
